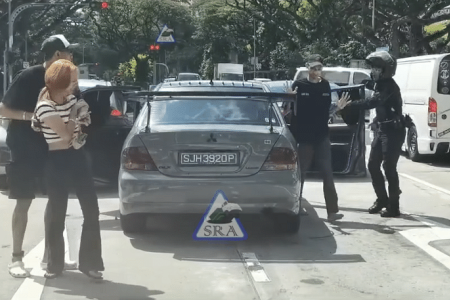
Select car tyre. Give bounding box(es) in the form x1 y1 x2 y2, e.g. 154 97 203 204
120 213 147 233
407 126 421 162
273 212 301 234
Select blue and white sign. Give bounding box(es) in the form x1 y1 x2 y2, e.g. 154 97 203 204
193 190 247 241
156 24 176 43
376 46 390 52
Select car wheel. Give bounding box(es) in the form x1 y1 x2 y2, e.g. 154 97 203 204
0 174 8 190
407 126 421 162
273 212 301 234
120 213 147 233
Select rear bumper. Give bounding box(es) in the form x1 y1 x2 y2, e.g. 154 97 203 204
418 137 450 155
119 169 301 216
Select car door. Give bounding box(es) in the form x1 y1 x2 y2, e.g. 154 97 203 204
326 84 367 176
81 86 141 182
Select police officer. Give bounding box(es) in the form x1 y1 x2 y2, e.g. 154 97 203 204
345 51 406 217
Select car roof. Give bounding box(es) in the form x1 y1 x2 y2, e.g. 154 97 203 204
296 67 370 73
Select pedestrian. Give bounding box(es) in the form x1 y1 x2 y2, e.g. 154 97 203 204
289 54 350 222
0 34 78 278
343 51 405 217
33 59 104 279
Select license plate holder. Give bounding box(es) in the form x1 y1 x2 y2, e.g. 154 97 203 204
179 152 240 166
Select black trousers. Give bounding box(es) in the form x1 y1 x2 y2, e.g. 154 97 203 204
44 148 104 274
368 127 406 210
297 136 339 215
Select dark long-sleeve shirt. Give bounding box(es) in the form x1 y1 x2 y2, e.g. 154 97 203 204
291 78 333 143
347 78 402 123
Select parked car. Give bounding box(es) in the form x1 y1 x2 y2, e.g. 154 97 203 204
78 78 112 92
176 73 202 81
0 84 142 190
264 80 367 176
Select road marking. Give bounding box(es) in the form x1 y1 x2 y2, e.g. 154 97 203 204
399 172 450 196
240 252 270 282
399 222 450 271
11 227 70 300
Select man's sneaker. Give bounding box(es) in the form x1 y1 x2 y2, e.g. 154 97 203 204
327 213 344 222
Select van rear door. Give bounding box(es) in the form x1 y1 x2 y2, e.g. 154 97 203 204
435 55 450 139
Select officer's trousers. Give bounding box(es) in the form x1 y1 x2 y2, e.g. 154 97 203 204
368 127 406 211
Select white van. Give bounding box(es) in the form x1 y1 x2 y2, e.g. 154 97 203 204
389 53 450 161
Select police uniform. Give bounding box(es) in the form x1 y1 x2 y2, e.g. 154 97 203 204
347 51 405 217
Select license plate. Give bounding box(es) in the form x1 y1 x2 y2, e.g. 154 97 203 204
179 152 239 166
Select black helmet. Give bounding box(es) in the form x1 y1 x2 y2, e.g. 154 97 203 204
365 51 397 79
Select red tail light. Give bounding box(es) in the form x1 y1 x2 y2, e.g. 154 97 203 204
428 97 437 127
261 147 297 171
111 109 122 116
122 146 158 171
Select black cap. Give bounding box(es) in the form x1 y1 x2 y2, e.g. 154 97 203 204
306 54 324 68
40 35 79 57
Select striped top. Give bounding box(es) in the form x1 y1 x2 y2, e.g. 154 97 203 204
34 95 81 145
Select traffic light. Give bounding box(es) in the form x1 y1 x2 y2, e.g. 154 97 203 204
89 1 109 10
149 44 160 51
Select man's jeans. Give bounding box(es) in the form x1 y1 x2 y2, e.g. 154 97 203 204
297 136 339 215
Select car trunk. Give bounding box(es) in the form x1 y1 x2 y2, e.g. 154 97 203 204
138 125 281 177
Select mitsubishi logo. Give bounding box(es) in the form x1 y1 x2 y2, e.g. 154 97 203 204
207 133 217 142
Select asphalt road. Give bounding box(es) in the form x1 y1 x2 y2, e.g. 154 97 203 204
1 134 450 300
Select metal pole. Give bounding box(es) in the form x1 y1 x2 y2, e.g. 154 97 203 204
153 61 157 85
83 45 85 63
7 0 12 86
372 0 375 30
3 42 7 96
253 18 256 79
25 31 28 62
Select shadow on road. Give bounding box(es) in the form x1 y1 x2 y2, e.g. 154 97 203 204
99 199 365 265
44 271 164 300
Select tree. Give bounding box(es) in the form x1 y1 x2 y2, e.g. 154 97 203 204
90 0 194 82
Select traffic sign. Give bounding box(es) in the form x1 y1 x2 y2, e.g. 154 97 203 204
23 61 29 68
156 24 176 43
376 46 389 52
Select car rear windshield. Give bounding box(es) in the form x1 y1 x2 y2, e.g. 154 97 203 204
438 55 450 95
146 99 281 126
297 70 350 86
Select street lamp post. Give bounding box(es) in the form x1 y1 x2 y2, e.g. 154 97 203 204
253 18 256 79
372 0 375 30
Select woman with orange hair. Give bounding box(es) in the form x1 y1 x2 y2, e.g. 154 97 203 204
33 59 104 280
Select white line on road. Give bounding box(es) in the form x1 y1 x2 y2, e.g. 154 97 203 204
399 172 450 196
240 252 271 283
11 227 70 300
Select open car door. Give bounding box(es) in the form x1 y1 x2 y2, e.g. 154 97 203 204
281 84 367 176
80 86 142 183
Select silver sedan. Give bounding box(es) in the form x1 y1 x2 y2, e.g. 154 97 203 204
119 81 301 234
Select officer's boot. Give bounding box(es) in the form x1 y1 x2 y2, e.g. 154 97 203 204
380 197 400 218
368 198 388 214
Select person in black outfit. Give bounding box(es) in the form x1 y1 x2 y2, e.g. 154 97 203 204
0 35 77 277
345 51 405 217
289 54 350 222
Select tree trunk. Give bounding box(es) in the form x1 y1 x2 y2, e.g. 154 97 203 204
409 23 423 56
391 25 400 58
